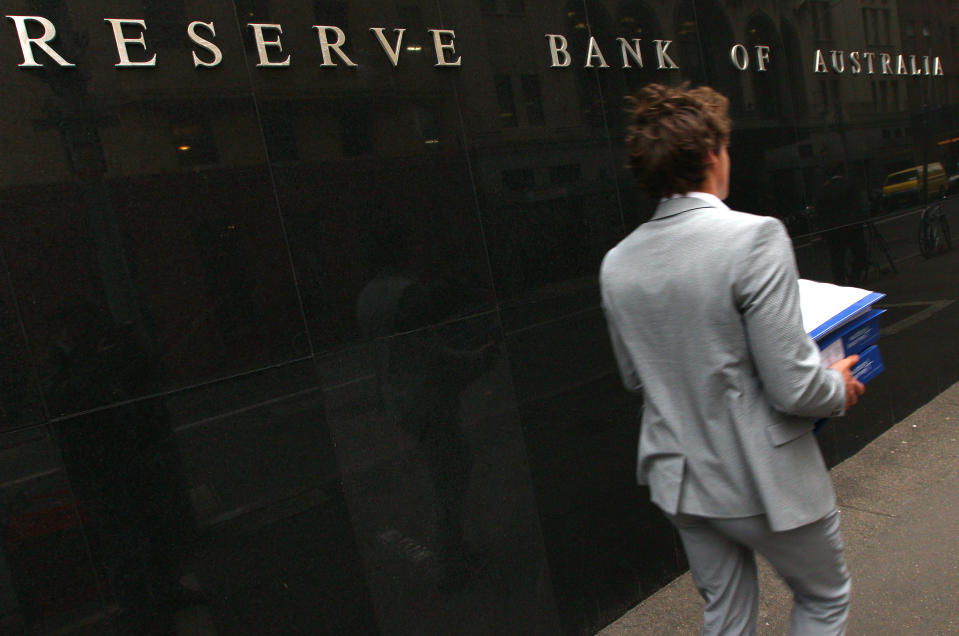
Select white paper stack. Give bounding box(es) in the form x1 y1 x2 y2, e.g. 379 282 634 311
798 279 886 385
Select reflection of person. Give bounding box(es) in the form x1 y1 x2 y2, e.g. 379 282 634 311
41 303 198 633
356 223 494 591
600 84 865 635
816 169 868 284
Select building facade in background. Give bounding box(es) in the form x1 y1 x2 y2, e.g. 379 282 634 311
0 1 957 634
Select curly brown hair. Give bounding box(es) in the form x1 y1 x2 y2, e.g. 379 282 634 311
625 83 731 199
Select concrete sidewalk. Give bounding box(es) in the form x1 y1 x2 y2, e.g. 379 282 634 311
599 380 959 635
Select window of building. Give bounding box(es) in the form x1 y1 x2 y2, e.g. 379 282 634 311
236 0 270 22
193 216 257 342
237 0 271 54
505 0 526 14
904 20 917 50
811 1 833 41
862 8 892 45
314 1 348 30
260 103 299 163
495 75 518 128
396 5 425 48
866 8 892 44
414 106 442 147
862 8 879 44
549 164 581 184
502 168 534 190
340 108 373 157
521 74 545 126
818 77 830 113
171 114 219 167
142 0 186 48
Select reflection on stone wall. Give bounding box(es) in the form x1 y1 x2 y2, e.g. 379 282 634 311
0 1 957 634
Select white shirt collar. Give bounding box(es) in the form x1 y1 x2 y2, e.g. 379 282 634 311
662 191 729 211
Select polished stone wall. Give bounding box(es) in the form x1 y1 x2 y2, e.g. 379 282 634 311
1 1 957 634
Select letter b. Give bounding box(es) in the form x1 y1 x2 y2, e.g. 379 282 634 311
546 34 571 67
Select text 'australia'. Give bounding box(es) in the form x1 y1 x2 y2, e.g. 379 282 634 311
814 49 944 75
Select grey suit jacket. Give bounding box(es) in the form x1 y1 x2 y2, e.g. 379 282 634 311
600 196 847 532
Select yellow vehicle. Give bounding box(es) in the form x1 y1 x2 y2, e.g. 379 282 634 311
882 162 947 208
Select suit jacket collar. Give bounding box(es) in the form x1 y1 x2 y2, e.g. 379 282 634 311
650 196 717 221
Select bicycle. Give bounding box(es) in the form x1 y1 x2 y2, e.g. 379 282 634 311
862 220 898 281
836 219 897 285
918 201 952 258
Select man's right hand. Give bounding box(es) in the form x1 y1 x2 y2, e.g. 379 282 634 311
830 355 866 411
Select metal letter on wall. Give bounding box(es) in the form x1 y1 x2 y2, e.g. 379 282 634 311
896 54 907 75
755 45 770 71
617 38 643 69
814 49 828 73
314 26 357 67
188 21 222 67
653 40 679 70
248 23 291 67
105 18 157 67
729 44 749 71
880 53 892 74
830 50 845 73
585 36 609 68
429 29 461 67
6 15 75 67
545 34 571 68
849 51 862 74
370 27 406 67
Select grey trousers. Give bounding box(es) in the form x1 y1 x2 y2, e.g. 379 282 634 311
666 509 851 636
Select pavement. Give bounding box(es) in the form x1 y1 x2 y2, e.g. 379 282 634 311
598 379 959 635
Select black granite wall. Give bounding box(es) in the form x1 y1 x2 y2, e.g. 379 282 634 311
1 1 957 634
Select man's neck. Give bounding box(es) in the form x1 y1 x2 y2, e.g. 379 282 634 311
697 179 721 198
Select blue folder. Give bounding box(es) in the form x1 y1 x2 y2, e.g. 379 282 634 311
812 310 886 435
814 343 885 434
850 345 885 384
817 309 886 356
807 291 886 341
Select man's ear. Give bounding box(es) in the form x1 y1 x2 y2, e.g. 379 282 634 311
704 148 719 167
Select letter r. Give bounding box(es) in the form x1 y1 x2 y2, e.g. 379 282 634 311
7 15 75 67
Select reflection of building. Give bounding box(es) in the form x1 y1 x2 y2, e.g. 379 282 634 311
896 1 959 173
8 0 955 520
759 0 913 214
523 0 956 221
1 2 958 634
464 0 955 237
12 0 954 314
897 2 959 109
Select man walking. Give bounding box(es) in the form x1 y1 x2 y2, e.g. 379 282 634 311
600 83 865 635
